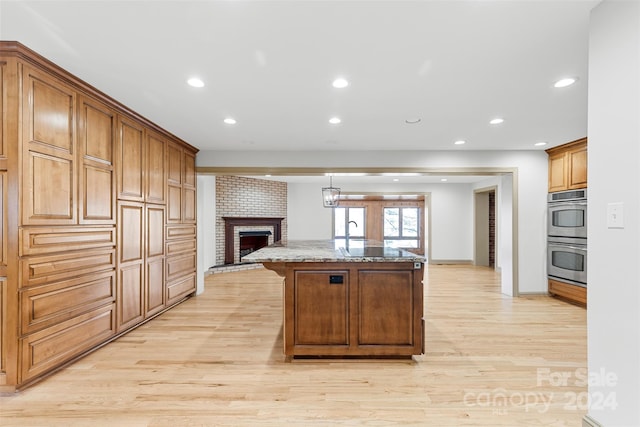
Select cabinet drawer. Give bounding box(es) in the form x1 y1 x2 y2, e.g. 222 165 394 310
20 303 116 382
166 239 196 256
166 252 196 282
20 226 116 256
166 224 196 241
20 248 116 288
20 270 115 335
167 273 195 305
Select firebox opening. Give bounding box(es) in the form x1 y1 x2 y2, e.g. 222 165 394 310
239 231 272 261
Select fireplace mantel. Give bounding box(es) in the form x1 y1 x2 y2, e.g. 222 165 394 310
223 217 284 264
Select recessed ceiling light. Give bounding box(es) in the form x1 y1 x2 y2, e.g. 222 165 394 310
454 140 466 145
393 178 400 182
329 117 341 124
440 178 448 182
187 77 205 88
332 78 349 88
489 118 504 125
405 118 422 124
554 77 577 88
223 117 237 125
265 174 272 177
534 141 548 147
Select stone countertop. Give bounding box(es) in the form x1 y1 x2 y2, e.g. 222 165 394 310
242 239 425 263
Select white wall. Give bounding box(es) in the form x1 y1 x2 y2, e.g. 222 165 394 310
197 149 548 294
196 175 216 295
287 183 334 239
288 182 474 261
587 1 640 425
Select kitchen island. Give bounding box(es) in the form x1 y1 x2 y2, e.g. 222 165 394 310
243 240 425 358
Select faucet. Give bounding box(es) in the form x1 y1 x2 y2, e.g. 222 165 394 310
348 220 358 228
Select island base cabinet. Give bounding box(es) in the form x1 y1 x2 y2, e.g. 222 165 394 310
282 262 424 357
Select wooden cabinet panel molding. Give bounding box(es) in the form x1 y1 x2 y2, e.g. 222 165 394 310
1 40 197 391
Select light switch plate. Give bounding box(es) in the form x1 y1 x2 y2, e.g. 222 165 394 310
607 202 624 228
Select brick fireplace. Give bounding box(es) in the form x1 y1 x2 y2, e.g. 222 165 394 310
215 176 287 267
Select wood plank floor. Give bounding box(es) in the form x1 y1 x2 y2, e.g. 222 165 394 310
0 265 587 426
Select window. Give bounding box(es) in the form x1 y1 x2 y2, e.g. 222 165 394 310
333 207 365 248
383 207 420 248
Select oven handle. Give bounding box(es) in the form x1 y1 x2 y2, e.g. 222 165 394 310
548 201 587 207
548 243 588 251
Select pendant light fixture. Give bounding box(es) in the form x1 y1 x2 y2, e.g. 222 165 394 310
322 175 341 207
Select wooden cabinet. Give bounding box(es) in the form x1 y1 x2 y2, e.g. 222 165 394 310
546 138 587 192
21 65 77 226
277 262 424 357
548 279 586 307
78 96 116 224
0 41 198 391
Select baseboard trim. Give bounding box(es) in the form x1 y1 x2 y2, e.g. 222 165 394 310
429 259 473 265
583 414 602 427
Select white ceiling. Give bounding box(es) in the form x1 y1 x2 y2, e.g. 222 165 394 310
0 0 598 156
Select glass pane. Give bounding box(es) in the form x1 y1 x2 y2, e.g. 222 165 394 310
384 208 400 236
384 239 419 249
349 208 365 237
334 208 346 237
552 251 584 272
552 209 585 228
402 208 419 237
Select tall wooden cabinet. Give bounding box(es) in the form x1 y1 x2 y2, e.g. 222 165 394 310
0 42 198 390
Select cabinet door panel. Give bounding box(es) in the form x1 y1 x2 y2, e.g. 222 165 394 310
166 273 195 305
83 165 114 221
167 184 182 223
357 270 413 345
22 65 77 225
548 152 567 193
166 252 196 282
183 187 196 223
293 271 349 345
183 150 196 187
146 133 166 204
21 270 115 335
21 304 115 382
118 263 144 330
0 172 6 276
27 72 75 152
117 117 144 201
20 226 115 256
146 258 165 316
0 62 5 159
146 205 165 258
25 151 74 224
78 97 115 224
118 202 143 263
167 143 182 185
20 249 115 288
568 148 587 189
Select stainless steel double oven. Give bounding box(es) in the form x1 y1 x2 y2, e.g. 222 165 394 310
547 189 587 287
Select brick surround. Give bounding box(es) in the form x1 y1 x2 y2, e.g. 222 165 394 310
215 176 287 266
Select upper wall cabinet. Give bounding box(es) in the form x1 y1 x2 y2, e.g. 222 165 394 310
546 137 587 192
21 65 77 225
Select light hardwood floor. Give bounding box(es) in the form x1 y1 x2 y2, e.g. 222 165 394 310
0 265 587 426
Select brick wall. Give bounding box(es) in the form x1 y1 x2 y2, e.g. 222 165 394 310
215 176 287 266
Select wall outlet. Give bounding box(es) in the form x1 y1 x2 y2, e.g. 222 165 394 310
607 202 624 229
